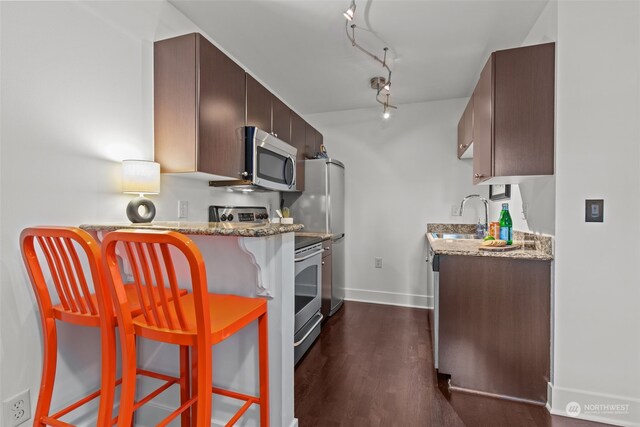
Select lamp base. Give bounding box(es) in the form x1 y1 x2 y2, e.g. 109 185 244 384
126 196 156 223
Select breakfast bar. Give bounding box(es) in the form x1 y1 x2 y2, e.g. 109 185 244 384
80 221 303 427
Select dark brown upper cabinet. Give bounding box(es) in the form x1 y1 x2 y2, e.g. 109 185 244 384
154 33 246 179
246 74 291 143
272 97 291 143
246 74 272 133
466 42 555 185
457 95 474 159
473 57 493 184
290 111 306 191
305 123 321 159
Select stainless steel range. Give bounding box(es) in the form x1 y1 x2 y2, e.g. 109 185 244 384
209 205 322 364
293 238 323 364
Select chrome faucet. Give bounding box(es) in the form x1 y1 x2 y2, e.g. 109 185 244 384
460 194 489 237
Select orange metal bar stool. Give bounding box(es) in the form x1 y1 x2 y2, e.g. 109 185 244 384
20 226 190 427
101 229 269 426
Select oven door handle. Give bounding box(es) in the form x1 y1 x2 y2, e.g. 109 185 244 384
294 249 324 262
294 313 324 347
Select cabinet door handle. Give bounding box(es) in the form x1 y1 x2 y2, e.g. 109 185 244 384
240 171 249 177
325 247 330 250
474 173 484 179
322 261 325 265
459 144 464 149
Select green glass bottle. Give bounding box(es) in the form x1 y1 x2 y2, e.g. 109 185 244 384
499 203 513 245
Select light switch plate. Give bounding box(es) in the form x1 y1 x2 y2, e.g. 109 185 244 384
585 199 604 222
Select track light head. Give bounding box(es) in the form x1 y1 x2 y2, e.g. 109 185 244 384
343 0 356 21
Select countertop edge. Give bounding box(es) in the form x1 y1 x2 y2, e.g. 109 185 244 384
80 222 304 237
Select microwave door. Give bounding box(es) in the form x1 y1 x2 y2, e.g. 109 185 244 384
256 146 295 191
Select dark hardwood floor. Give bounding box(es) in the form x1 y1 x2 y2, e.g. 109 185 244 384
294 301 610 427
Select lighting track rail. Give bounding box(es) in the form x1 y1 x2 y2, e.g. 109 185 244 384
343 0 398 118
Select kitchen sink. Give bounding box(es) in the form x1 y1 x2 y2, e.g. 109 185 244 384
430 232 481 240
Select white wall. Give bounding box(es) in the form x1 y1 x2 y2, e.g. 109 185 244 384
551 1 640 425
0 2 278 424
307 100 485 308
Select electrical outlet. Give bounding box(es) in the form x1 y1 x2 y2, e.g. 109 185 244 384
521 202 529 220
450 204 461 216
4 390 30 426
178 200 188 219
375 257 383 268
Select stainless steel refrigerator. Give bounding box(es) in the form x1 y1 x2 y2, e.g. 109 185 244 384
288 158 345 317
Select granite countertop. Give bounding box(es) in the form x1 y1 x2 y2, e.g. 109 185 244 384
80 221 304 237
426 223 554 261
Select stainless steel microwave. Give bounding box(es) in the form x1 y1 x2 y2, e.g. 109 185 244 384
209 127 297 192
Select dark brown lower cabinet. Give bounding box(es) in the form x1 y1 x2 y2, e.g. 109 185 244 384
438 255 550 403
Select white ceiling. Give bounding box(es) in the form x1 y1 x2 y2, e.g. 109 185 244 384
170 0 549 114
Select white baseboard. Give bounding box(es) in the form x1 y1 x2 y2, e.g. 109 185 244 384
548 383 640 426
344 288 432 309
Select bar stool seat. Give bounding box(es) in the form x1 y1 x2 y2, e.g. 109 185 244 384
132 293 266 345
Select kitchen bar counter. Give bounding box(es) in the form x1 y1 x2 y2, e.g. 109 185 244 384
426 223 553 261
80 221 303 237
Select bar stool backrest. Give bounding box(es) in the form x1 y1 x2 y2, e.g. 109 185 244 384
20 226 111 326
102 229 211 337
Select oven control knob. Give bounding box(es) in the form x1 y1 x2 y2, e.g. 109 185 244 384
220 214 227 221
227 214 234 221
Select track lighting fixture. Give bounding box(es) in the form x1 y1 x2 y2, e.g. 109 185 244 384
343 0 356 21
343 0 398 118
383 105 391 119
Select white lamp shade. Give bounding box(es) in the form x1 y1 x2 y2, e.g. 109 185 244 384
122 160 160 194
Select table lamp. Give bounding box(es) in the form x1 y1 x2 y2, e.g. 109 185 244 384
122 160 160 223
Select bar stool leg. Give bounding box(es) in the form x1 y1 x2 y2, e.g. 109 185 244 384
117 331 137 427
179 345 190 426
193 343 213 425
97 321 117 427
34 317 57 427
258 313 270 426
